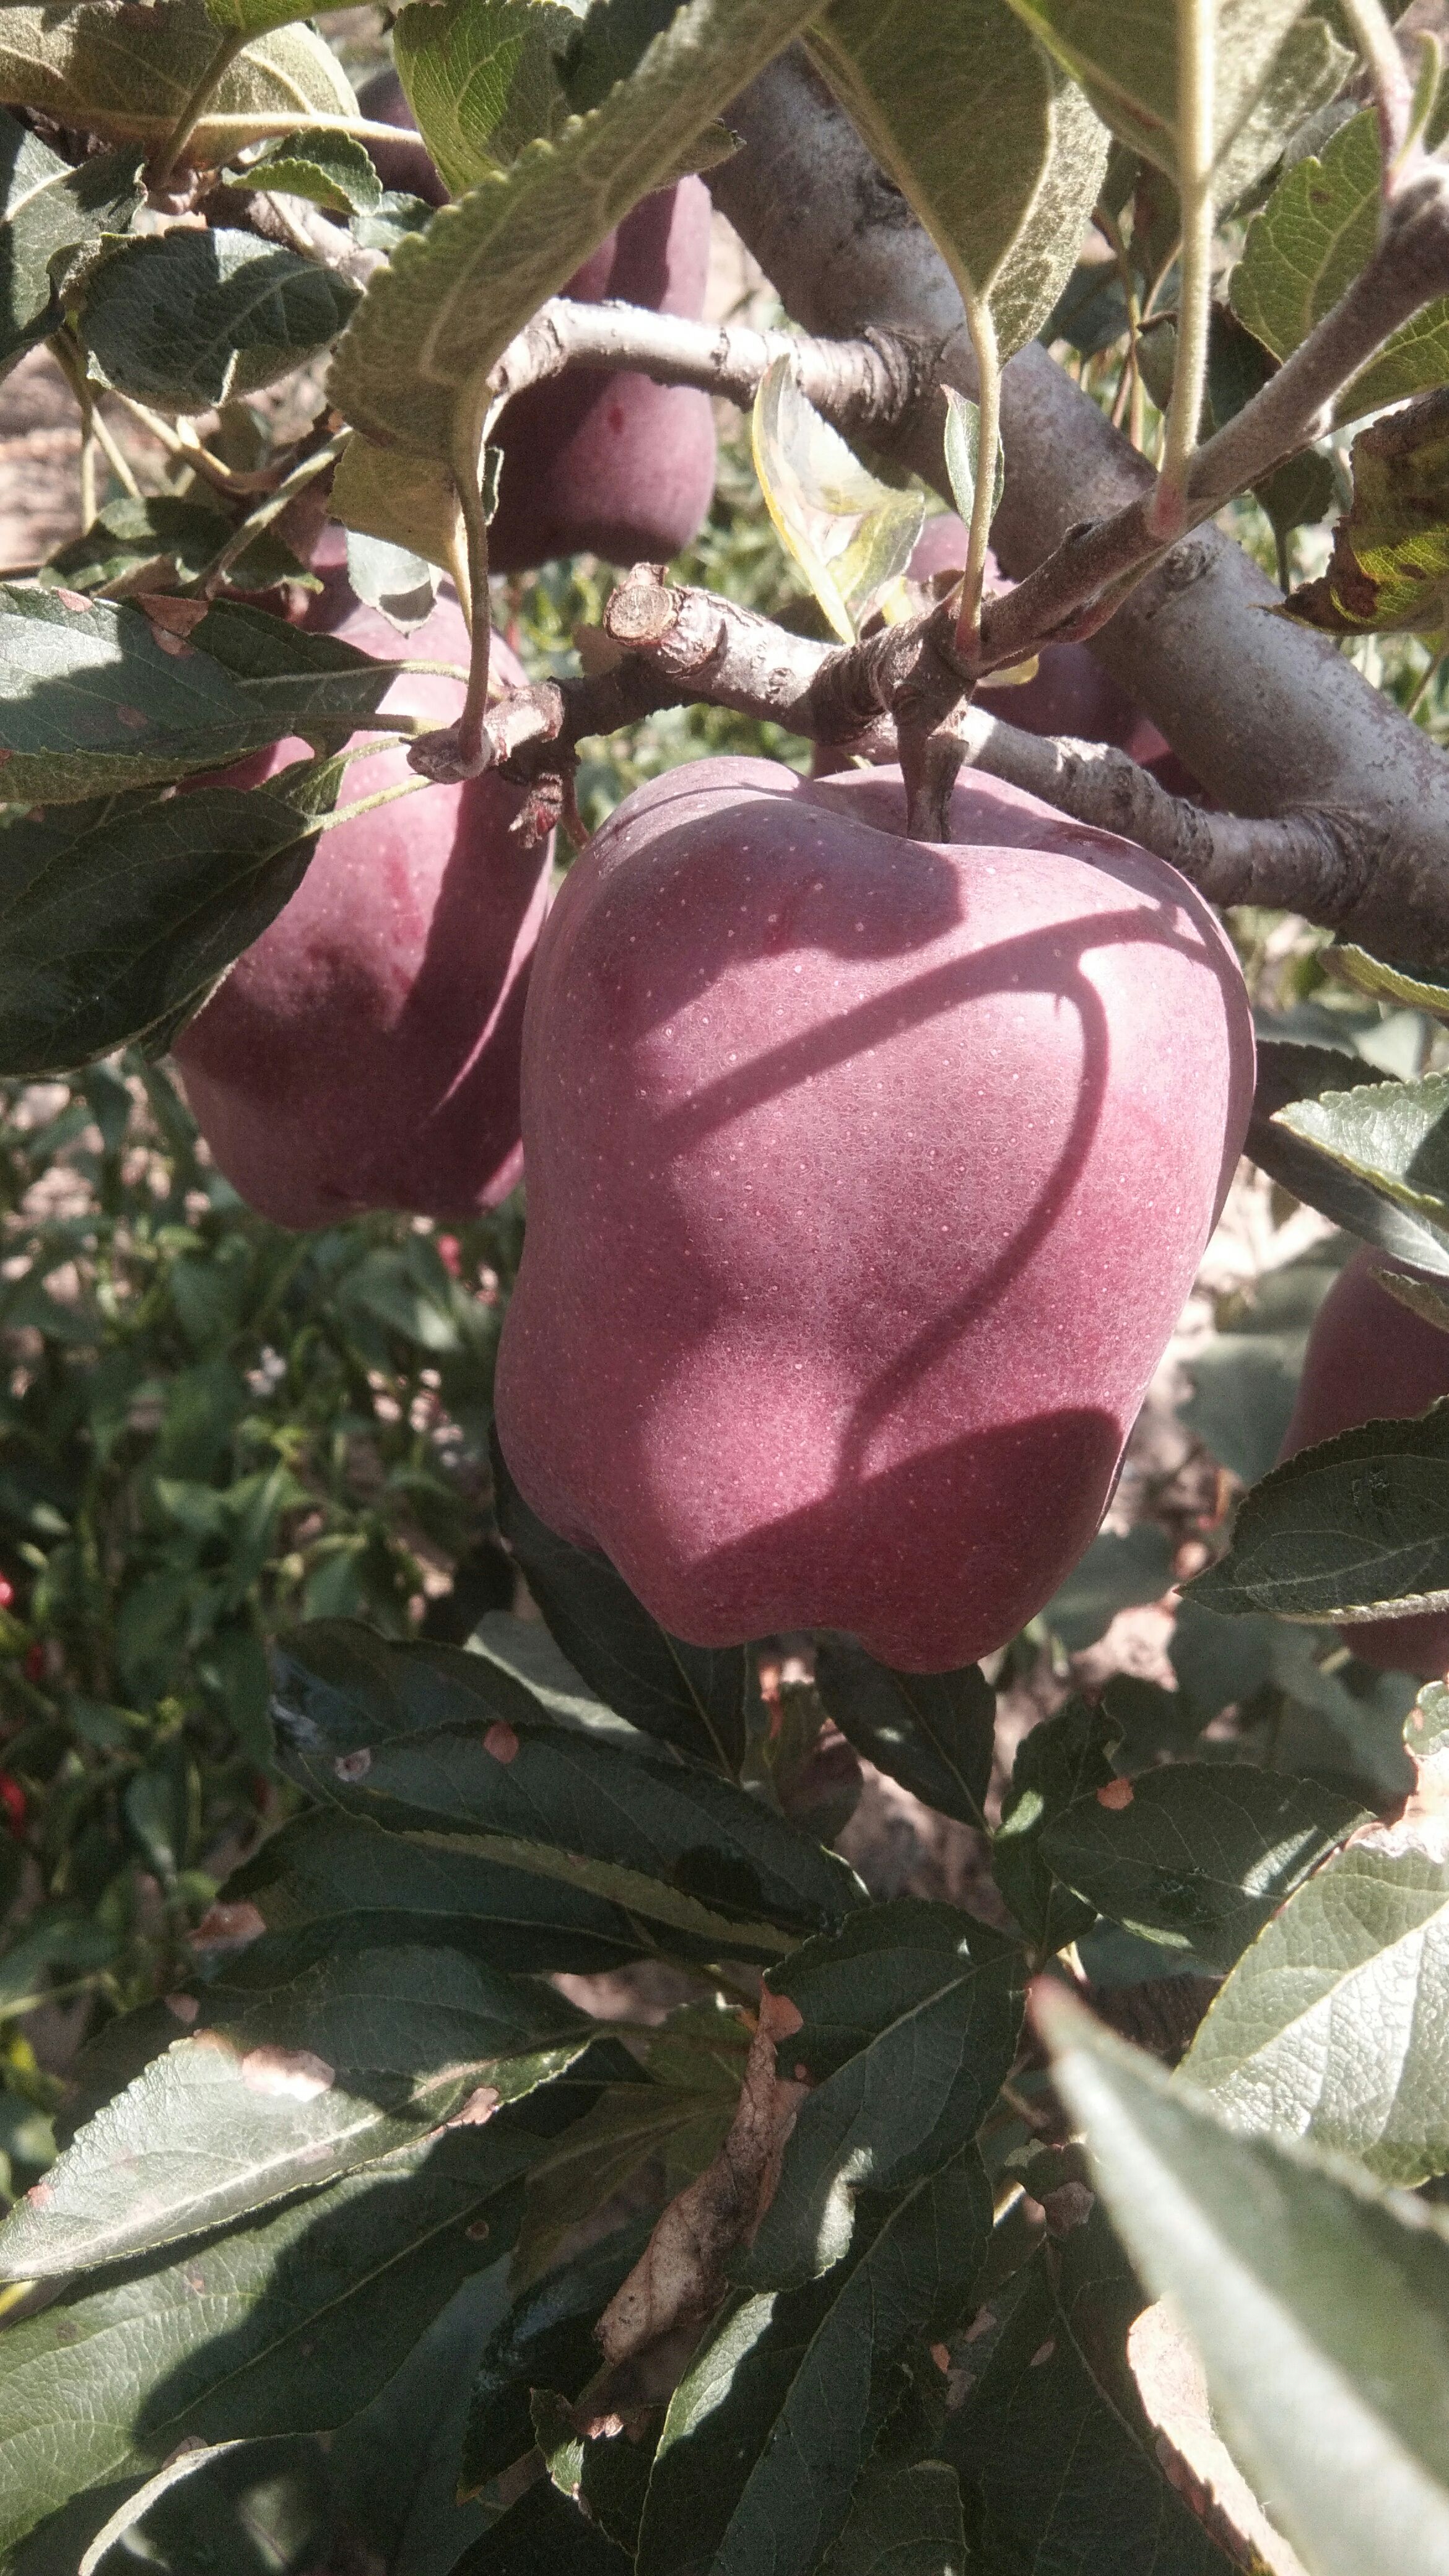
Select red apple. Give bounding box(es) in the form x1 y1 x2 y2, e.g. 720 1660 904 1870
487 176 717 573
355 73 716 573
172 548 550 1230
1277 1243 1449 1676
494 755 1253 1671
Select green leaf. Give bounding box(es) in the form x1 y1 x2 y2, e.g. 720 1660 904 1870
0 116 141 381
204 0 335 37
0 0 358 168
224 1808 648 1972
392 0 578 196
819 2461 967 2576
1284 391 1449 637
0 775 336 1077
941 386 1007 539
806 0 1108 361
1191 1403 1449 1624
271 1619 545 1762
328 0 827 471
453 2478 631 2574
1327 944 1449 1020
943 2218 1231 2574
40 494 310 598
751 355 925 646
1040 1763 1364 1972
638 2151 993 2576
77 228 359 413
1183 1726 1449 2181
1232 106 1449 423
493 1442 762 1774
329 430 466 580
344 531 438 633
813 1638 994 1832
739 1901 1022 2289
1275 1068 1449 1230
993 1694 1119 1952
0 2115 557 2562
0 587 396 803
235 128 383 214
462 2217 653 2491
1178 1253 1339 1489
273 1663 863 1961
1042 1987 1449 2576
1004 0 1350 196
0 1937 590 2276
1247 1042 1449 1274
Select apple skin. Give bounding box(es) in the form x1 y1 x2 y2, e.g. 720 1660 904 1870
1277 1243 1449 1676
172 552 550 1231
494 755 1253 1671
356 73 715 572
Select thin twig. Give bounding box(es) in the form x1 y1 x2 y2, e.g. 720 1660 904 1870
190 430 348 596
954 294 1001 661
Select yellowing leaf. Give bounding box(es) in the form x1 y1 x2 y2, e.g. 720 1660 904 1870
752 357 925 646
1284 391 1449 637
330 433 466 591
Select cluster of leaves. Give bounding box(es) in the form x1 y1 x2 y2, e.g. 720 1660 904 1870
0 1057 515 2198
4 1442 1448 2576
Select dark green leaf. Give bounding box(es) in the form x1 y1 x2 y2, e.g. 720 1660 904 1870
1189 1405 1449 1622
0 777 327 1077
78 228 359 412
944 2221 1230 2574
993 1695 1118 1952
0 2117 554 2561
639 2152 992 2576
1041 1763 1364 1972
225 1808 650 1972
741 1902 1021 2288
0 587 395 803
0 115 141 377
40 495 309 598
814 1638 994 1831
452 2477 630 2575
271 1619 545 1766
1178 1251 1341 1487
513 2045 740 2290
324 2265 510 2576
1043 1988 1449 2576
819 2461 967 2576
461 2217 654 2491
494 1438 761 1773
0 1937 589 2275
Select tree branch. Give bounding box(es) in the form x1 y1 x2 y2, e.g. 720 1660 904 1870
952 705 1364 921
488 299 936 438
708 50 1449 968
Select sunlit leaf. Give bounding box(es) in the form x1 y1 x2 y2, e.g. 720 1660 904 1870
1284 393 1449 638
78 228 359 413
0 0 357 167
752 357 924 645
0 113 141 383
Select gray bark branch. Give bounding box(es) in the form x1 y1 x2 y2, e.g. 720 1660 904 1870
707 50 1449 969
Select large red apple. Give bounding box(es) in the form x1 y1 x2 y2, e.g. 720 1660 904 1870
356 72 716 573
494 757 1253 1671
172 548 550 1230
1277 1243 1449 1676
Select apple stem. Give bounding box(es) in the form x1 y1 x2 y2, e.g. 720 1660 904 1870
952 295 1001 667
316 776 434 832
